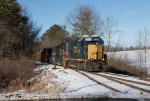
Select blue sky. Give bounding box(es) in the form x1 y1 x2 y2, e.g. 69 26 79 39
18 0 150 47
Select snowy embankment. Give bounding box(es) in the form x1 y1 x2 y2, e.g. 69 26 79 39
0 64 149 100
110 49 150 73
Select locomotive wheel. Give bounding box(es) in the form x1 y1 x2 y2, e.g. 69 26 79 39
77 62 83 70
102 63 108 71
76 62 80 69
85 62 102 72
83 62 92 71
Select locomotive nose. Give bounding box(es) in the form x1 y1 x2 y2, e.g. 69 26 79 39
88 44 103 61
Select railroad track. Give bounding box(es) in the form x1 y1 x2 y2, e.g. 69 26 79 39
94 73 150 93
71 68 150 93
104 72 150 82
73 69 121 92
57 64 150 93
96 73 150 86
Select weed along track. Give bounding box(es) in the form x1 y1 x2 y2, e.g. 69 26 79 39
74 69 121 92
95 73 150 93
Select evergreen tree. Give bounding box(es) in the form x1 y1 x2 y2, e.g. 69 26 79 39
41 24 68 48
0 0 40 58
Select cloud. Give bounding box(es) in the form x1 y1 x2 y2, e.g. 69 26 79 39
122 10 137 18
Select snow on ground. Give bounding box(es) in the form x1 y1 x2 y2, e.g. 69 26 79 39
82 71 150 95
100 72 150 84
51 68 111 96
0 64 150 100
111 49 150 73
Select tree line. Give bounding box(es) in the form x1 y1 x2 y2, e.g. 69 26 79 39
0 0 40 91
0 0 40 58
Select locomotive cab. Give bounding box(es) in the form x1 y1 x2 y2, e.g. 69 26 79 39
76 35 105 61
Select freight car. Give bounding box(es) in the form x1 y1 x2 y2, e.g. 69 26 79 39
34 48 52 63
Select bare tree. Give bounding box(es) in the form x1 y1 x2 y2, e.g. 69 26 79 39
136 31 143 68
136 28 149 69
67 5 103 36
102 16 124 63
143 28 149 70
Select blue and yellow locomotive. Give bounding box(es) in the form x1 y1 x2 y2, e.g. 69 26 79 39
63 35 107 71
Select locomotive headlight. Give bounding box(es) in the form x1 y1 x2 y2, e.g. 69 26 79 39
90 58 93 61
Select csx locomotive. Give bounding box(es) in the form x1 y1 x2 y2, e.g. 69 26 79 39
35 35 107 71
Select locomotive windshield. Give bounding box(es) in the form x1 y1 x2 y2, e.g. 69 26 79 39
84 37 103 44
93 37 100 41
85 37 99 42
85 37 92 41
78 36 104 45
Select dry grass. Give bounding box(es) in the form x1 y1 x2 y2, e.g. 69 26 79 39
47 83 67 95
0 57 67 95
28 79 49 92
27 69 67 94
104 58 148 78
0 56 35 92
